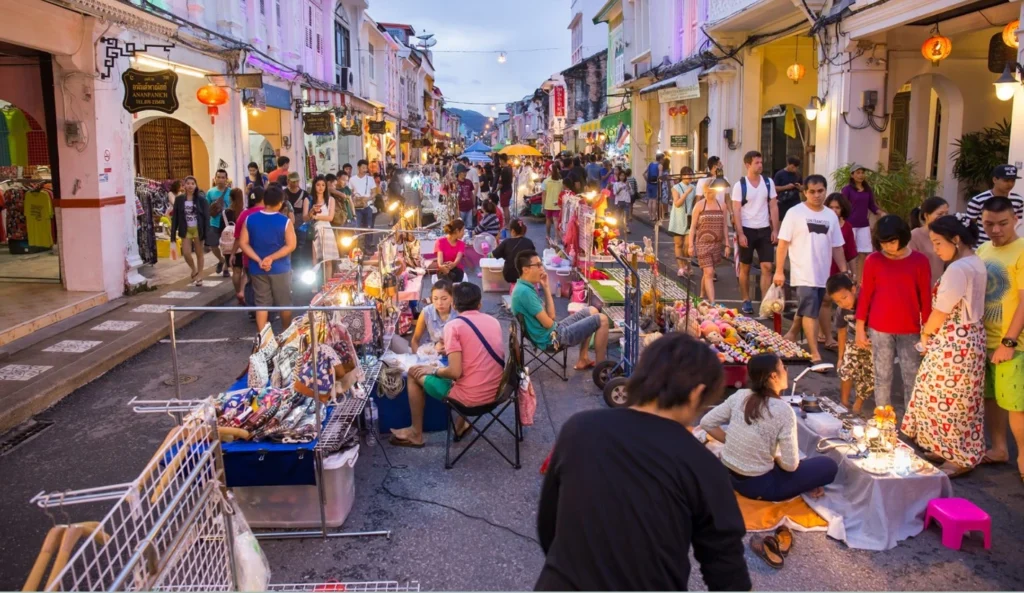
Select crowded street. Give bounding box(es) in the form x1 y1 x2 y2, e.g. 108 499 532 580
1 0 1024 591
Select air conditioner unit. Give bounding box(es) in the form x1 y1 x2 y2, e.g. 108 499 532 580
338 67 354 91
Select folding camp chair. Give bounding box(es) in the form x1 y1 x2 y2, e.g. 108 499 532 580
443 325 524 469
515 313 569 381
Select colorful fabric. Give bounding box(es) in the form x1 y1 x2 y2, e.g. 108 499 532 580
0 111 10 166
976 238 1024 351
24 190 53 248
693 201 726 269
3 188 26 240
984 350 1024 412
901 292 986 468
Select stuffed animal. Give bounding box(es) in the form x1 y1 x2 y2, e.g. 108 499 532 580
700 321 722 343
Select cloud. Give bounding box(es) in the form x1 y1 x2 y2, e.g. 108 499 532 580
471 79 481 85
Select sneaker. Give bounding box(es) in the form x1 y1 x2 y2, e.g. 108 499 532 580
222 268 230 278
741 300 754 315
216 262 224 274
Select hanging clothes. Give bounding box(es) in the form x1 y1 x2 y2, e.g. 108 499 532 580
4 187 27 241
4 107 30 167
24 189 53 248
0 113 10 167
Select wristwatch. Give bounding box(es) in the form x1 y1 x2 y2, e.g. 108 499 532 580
1002 337 1019 348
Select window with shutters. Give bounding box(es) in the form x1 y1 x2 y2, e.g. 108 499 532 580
276 0 281 28
312 5 323 76
368 42 375 79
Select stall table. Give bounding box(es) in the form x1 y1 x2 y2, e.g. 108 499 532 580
795 401 953 551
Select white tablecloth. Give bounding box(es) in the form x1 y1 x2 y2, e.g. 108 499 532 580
795 413 953 550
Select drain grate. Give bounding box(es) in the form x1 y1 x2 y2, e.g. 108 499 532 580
0 420 55 458
163 374 198 386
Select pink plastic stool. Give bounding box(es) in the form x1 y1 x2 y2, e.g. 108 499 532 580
924 498 991 550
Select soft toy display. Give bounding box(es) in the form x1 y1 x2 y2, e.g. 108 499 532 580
668 300 812 363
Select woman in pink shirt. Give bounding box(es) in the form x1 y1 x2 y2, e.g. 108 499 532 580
435 219 466 282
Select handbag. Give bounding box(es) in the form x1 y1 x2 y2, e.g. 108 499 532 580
246 325 279 389
517 371 537 426
293 344 341 402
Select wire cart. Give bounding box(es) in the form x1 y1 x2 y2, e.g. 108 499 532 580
591 247 642 408
26 399 419 592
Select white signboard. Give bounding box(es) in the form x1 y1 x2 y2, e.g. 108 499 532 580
659 85 700 103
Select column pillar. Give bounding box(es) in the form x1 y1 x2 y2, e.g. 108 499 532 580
705 63 740 178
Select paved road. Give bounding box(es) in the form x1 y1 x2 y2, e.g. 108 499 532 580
0 213 1021 591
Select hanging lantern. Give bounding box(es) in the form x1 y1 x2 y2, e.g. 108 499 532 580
196 84 229 123
921 32 952 65
678 104 689 117
1004 20 1020 49
786 63 806 83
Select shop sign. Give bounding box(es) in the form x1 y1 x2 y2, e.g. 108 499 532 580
400 130 412 143
553 86 566 118
659 85 700 104
368 120 387 134
121 68 179 114
553 133 564 142
303 111 334 135
243 88 267 110
670 135 688 148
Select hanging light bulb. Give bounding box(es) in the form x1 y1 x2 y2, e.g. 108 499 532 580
994 63 1019 101
1004 20 1020 49
498 52 507 64
786 35 805 83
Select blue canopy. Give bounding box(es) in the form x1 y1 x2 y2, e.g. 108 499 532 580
459 152 492 163
463 140 492 153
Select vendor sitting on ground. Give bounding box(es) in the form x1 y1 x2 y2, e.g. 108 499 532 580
699 352 839 502
391 283 505 447
511 250 609 370
410 279 459 354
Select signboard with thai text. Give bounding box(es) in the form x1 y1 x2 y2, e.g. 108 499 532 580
670 135 688 148
121 68 179 114
553 86 566 118
303 112 334 135
659 85 700 104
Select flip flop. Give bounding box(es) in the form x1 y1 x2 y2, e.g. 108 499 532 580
750 535 785 569
574 361 596 371
979 453 1009 465
453 424 472 443
940 463 973 479
388 435 425 449
774 526 793 557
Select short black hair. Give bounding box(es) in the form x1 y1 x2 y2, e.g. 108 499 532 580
787 155 802 167
325 173 337 182
431 278 454 296
929 214 979 248
248 185 264 208
483 199 497 213
824 192 851 220
342 163 352 171
707 156 720 169
453 282 482 312
263 185 284 207
826 273 854 295
743 150 762 165
500 154 509 162
982 196 1016 214
277 156 290 167
872 214 911 251
625 334 725 410
357 159 369 168
215 168 228 177
516 249 539 274
804 174 827 189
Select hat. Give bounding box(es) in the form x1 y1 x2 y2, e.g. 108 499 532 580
992 164 1020 180
287 172 301 181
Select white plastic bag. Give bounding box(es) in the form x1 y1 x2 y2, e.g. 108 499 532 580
759 284 785 318
228 493 271 591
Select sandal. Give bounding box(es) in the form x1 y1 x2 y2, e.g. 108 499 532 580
750 535 785 569
774 526 793 557
940 463 973 479
574 361 595 371
979 452 1009 465
388 435 425 449
453 424 472 443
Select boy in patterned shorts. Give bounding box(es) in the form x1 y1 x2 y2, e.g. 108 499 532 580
827 274 873 414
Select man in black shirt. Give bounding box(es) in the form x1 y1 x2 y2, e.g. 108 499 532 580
536 333 750 591
773 155 804 225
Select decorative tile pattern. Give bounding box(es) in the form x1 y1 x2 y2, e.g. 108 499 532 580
43 340 103 353
0 364 53 381
161 291 200 300
200 279 223 286
92 320 142 332
132 304 174 313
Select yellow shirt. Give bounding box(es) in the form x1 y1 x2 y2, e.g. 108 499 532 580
977 237 1024 351
543 178 563 211
24 190 53 249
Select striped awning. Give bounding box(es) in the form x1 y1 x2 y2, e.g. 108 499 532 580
301 86 346 108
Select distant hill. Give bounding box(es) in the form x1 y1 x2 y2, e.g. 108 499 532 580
447 108 488 134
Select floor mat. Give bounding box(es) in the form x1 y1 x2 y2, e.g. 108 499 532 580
735 492 829 532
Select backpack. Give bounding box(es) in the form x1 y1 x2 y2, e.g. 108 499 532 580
739 175 773 207
646 162 660 183
219 222 236 254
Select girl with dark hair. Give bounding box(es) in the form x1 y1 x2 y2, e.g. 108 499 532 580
245 161 267 194
410 279 459 353
169 176 208 286
473 199 501 238
856 214 932 412
842 165 885 279
542 165 563 242
536 334 749 591
668 166 696 276
304 175 338 279
435 219 466 282
701 352 839 502
902 215 987 477
492 218 535 284
907 196 950 285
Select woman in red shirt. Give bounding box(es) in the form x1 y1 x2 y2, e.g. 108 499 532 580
855 215 932 412
818 194 860 349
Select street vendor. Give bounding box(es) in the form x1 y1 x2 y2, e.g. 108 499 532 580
390 283 504 448
410 279 459 354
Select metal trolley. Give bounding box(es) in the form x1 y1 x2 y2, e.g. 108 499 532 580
591 248 641 408
27 399 419 592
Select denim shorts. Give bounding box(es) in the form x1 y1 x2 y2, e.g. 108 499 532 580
794 286 825 317
555 309 602 348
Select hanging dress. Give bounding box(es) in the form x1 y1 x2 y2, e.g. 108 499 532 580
900 273 986 468
693 199 726 270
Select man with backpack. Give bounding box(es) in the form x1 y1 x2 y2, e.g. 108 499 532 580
730 150 779 315
645 152 664 196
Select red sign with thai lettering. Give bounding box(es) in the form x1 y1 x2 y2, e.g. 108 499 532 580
553 86 565 118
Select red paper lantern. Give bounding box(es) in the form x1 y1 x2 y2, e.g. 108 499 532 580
196 84 229 123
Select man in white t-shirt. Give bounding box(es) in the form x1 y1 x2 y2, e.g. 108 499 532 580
773 174 850 363
349 159 377 247
731 150 779 315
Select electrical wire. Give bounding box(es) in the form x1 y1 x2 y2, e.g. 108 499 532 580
371 431 540 545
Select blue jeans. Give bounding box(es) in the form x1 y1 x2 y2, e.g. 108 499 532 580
460 210 474 229
356 207 375 249
555 309 602 348
731 457 839 502
868 329 922 409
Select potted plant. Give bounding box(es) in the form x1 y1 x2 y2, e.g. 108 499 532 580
831 157 940 222
952 119 1011 196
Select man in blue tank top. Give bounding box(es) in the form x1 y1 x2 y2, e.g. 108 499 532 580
240 185 297 331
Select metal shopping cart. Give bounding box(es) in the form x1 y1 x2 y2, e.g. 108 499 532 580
591 247 641 408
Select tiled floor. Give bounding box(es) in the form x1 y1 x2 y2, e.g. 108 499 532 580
91 320 142 332
0 364 53 381
161 291 201 300
0 249 60 281
42 340 103 353
0 284 107 346
131 304 175 313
